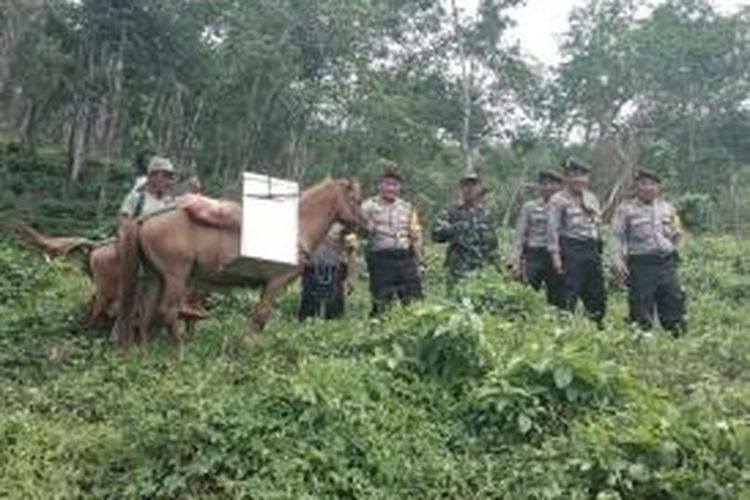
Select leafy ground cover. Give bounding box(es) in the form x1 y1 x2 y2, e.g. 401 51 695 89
1 231 749 499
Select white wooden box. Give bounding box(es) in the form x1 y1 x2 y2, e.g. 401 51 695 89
224 172 299 279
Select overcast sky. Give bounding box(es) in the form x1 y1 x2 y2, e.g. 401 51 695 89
456 0 748 66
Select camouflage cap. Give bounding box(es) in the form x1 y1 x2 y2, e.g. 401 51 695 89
460 166 481 184
634 168 661 183
379 161 404 182
562 156 592 174
147 156 176 175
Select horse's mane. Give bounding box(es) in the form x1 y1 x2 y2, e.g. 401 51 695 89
300 177 341 203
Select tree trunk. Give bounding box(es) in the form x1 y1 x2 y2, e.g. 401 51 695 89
19 99 37 146
68 99 91 182
451 0 472 171
97 24 126 220
68 24 96 182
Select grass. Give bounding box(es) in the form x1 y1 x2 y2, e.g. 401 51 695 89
1 230 749 498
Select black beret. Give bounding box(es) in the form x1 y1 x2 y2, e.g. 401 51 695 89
562 156 592 174
538 170 563 183
634 168 661 183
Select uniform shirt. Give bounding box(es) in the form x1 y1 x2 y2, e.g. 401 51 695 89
361 196 423 259
133 175 147 191
310 222 357 267
611 197 681 258
547 188 601 253
432 203 498 276
119 188 175 218
514 198 550 257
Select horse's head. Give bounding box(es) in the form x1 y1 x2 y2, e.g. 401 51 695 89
332 177 364 230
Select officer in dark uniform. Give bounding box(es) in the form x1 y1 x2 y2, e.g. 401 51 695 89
298 223 357 321
513 170 564 306
432 167 498 287
612 168 686 335
547 157 606 326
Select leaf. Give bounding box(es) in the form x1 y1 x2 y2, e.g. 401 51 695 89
554 365 573 389
628 463 650 482
517 413 533 434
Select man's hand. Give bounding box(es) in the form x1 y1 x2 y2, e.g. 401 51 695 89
417 261 427 279
345 279 355 296
611 257 629 283
551 252 564 274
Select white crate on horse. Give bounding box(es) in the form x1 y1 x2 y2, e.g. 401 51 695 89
224 172 299 279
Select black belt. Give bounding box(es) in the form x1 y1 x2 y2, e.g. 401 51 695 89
524 246 549 256
628 252 678 265
371 248 414 260
560 236 601 250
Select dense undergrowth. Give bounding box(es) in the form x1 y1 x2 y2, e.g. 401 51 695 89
1 229 749 499
1 148 749 498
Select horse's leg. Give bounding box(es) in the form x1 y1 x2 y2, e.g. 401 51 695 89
138 278 163 348
83 293 108 332
184 318 196 339
250 270 300 333
159 272 190 355
81 294 97 329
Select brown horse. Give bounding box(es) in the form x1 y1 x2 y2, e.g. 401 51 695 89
114 177 363 349
10 221 202 333
10 221 120 328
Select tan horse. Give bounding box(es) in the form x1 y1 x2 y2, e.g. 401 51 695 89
114 177 363 349
10 221 120 328
10 221 202 333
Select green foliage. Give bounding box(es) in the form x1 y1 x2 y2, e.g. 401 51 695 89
1 145 132 236
453 269 546 317
378 303 493 388
2 232 750 498
676 192 715 231
465 334 626 446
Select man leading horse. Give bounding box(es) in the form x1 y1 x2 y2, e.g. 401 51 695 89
113 177 364 351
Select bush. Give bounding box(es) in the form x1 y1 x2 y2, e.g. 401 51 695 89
677 192 715 231
1 224 749 497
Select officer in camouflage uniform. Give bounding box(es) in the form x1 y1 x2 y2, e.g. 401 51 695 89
612 168 686 335
513 170 564 306
547 157 606 325
432 167 498 286
361 163 424 316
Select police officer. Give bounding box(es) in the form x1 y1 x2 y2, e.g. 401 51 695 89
611 169 685 335
547 157 606 325
432 167 498 286
298 222 357 321
361 163 424 316
513 170 564 306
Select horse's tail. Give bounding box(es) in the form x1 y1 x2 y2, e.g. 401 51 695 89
10 218 97 257
114 219 141 346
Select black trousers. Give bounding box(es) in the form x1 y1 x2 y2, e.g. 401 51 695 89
524 247 564 308
627 253 685 335
367 249 423 316
298 264 347 321
560 237 607 324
